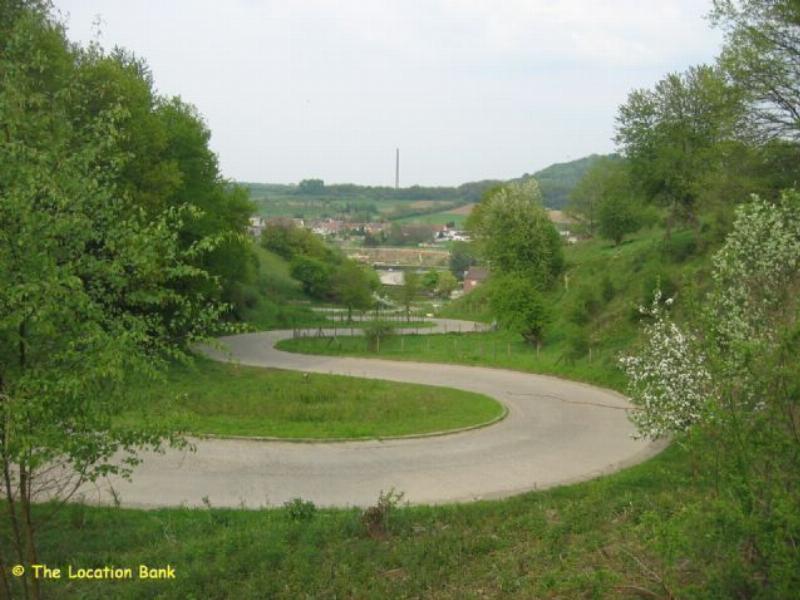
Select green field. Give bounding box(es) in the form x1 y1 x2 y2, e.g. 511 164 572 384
122 358 502 439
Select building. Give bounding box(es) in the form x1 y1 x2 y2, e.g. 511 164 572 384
463 266 489 292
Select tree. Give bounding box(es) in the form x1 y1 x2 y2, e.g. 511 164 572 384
397 271 420 321
620 192 800 593
568 155 624 236
712 0 800 141
333 260 378 321
422 270 440 293
467 180 564 287
298 178 325 194
0 5 226 598
597 194 642 246
435 271 458 298
489 275 550 348
449 241 478 279
615 65 744 227
290 255 333 299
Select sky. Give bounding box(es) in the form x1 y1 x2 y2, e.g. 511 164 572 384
56 1 723 187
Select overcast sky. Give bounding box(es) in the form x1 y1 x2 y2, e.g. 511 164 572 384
56 1 723 187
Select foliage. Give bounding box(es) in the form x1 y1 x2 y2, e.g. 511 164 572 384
289 255 333 299
363 321 395 352
467 180 564 287
332 260 378 320
712 0 800 141
361 489 405 539
620 291 712 438
449 241 478 279
0 4 227 597
489 276 550 347
519 153 610 209
567 155 624 235
621 192 800 593
297 178 325 194
597 191 643 246
261 220 334 262
615 64 744 225
397 271 420 320
435 271 458 298
284 498 317 521
422 269 439 292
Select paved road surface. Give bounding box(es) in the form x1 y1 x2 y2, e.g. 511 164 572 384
82 319 662 509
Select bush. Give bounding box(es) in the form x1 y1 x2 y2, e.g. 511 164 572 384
363 321 394 352
283 498 317 522
361 488 405 539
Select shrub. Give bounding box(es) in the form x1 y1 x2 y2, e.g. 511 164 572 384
361 488 405 539
283 498 317 522
363 321 394 352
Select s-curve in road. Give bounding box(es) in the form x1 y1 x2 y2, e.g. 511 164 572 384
86 319 663 509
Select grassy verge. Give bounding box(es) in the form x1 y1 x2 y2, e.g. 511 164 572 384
121 358 502 439
17 443 724 599
278 330 628 391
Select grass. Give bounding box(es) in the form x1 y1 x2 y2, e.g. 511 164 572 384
121 358 502 439
278 329 628 391
16 442 729 599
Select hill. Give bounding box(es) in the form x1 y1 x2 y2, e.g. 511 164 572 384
522 154 615 209
237 154 612 222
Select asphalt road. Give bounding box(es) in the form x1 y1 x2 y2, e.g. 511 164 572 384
83 319 663 509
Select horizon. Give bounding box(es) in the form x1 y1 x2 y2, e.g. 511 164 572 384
57 1 722 186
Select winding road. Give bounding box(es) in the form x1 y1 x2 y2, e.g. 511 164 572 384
85 319 663 509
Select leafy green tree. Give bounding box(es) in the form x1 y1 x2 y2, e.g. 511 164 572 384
597 194 642 246
449 241 478 279
489 275 550 348
467 180 563 287
298 178 325 194
73 46 257 317
435 271 458 298
615 65 744 227
290 256 333 299
333 260 378 321
712 0 800 140
261 220 334 262
398 271 420 321
0 5 226 597
422 270 440 292
568 155 624 236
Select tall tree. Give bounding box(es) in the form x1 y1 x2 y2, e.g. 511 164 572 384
0 5 227 598
712 0 800 140
467 180 564 288
398 271 420 321
615 65 744 227
333 260 378 321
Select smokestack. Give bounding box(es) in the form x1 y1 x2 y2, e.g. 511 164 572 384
395 148 399 190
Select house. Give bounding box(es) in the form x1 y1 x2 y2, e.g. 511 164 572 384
247 216 266 237
463 266 489 292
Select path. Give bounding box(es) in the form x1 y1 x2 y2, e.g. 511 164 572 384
84 319 662 508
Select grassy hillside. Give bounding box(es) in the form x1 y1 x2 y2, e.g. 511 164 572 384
524 154 612 209
240 154 610 222
239 244 330 330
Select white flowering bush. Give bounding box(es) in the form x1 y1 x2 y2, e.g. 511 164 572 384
620 291 712 439
622 191 800 439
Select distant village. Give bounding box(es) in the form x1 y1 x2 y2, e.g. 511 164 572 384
248 211 577 297
247 210 576 247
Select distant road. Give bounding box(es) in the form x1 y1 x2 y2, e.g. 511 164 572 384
84 319 663 509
